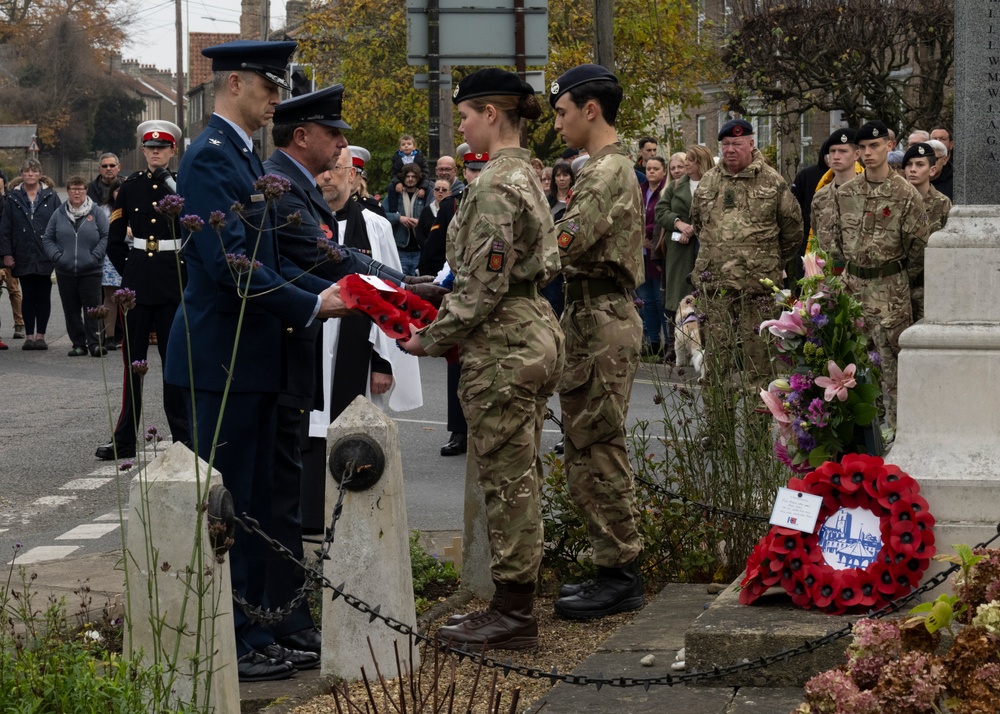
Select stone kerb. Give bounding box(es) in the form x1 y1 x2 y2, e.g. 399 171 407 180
125 440 239 713
322 396 420 680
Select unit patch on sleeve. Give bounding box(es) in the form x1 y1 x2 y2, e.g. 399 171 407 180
557 230 574 249
486 238 506 273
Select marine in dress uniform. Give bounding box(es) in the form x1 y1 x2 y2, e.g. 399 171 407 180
344 147 387 218
96 120 190 461
547 65 647 621
161 39 346 682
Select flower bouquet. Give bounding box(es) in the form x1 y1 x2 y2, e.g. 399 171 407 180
758 251 882 471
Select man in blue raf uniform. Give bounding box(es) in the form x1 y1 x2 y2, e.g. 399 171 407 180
97 120 190 461
162 39 349 682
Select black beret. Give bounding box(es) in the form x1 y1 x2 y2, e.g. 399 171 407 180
548 64 619 107
273 84 351 130
718 118 753 140
856 121 890 142
202 40 297 91
902 142 937 167
453 68 534 105
827 128 857 146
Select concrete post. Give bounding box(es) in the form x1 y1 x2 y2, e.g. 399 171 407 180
322 397 419 679
461 450 495 600
125 441 239 713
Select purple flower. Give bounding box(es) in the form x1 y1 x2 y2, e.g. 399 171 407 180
253 174 292 201
180 214 204 233
287 211 302 227
131 360 149 376
112 288 137 311
633 297 645 309
119 459 135 471
231 202 245 215
156 194 185 217
811 313 829 328
792 422 816 452
87 305 109 320
209 210 227 231
698 270 714 284
807 398 829 428
789 373 812 393
226 253 253 273
868 350 882 368
13 541 21 551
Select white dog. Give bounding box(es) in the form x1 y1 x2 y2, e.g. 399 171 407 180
673 294 705 379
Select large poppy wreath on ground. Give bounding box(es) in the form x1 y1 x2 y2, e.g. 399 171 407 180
338 273 438 340
740 454 936 615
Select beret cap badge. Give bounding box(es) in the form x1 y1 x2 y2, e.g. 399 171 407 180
840 134 848 143
550 81 559 95
872 127 879 137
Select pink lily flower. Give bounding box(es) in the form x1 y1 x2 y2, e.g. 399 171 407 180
760 388 793 439
814 361 857 402
760 309 807 339
802 252 826 278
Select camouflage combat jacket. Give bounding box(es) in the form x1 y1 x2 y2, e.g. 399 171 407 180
833 171 928 286
924 185 952 236
555 142 644 291
421 147 560 356
690 148 802 294
810 182 841 265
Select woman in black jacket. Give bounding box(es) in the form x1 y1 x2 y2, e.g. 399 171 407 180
0 159 60 350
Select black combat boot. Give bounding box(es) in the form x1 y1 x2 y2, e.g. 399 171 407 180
553 560 645 620
437 581 538 650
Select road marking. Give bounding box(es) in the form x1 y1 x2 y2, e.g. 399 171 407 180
88 464 121 477
55 523 120 541
395 418 447 426
95 512 127 522
11 545 80 564
32 495 76 508
60 478 113 491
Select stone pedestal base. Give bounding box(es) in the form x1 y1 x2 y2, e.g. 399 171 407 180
892 206 1000 561
461 450 495 600
322 397 419 680
125 441 239 713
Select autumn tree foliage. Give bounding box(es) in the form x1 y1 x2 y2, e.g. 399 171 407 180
721 0 954 136
0 0 132 156
298 0 715 175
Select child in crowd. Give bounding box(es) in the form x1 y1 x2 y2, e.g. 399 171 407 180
389 134 430 198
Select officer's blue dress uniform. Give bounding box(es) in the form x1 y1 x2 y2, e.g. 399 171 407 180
163 110 332 658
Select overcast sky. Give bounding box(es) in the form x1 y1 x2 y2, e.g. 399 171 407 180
123 0 287 75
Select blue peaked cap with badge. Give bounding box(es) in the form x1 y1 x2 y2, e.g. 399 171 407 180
273 84 351 129
202 39 297 91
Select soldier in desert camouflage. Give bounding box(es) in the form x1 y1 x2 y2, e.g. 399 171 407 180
903 141 951 322
547 64 646 622
398 68 563 651
690 118 803 387
833 120 929 432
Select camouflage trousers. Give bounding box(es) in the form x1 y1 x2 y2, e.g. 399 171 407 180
845 272 912 430
558 292 643 568
701 291 776 391
460 296 564 584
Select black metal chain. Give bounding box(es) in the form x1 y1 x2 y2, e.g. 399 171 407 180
234 489 1000 689
635 474 772 523
544 408 563 430
230 463 354 625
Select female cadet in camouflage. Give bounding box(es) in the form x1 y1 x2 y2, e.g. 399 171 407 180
398 68 564 650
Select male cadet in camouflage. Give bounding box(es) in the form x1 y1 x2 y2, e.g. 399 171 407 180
903 141 951 321
400 68 563 650
548 64 646 621
833 121 929 432
689 118 802 387
810 128 862 270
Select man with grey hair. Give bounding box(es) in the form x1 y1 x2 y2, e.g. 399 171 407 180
927 138 953 199
907 129 930 147
435 154 465 196
86 152 120 204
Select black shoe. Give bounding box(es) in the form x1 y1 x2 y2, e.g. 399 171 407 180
34 338 47 350
95 441 136 461
90 345 108 357
558 578 596 598
440 432 467 456
68 346 87 357
553 438 564 454
554 562 645 620
260 643 320 671
237 650 297 682
275 626 322 654
106 341 117 351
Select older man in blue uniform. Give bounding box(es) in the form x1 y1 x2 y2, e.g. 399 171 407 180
163 39 349 682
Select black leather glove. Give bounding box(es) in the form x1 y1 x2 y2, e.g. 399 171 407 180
406 282 448 308
403 274 436 285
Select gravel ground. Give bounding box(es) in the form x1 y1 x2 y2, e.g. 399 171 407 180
290 595 641 714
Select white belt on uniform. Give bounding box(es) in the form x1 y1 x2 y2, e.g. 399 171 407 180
133 238 181 251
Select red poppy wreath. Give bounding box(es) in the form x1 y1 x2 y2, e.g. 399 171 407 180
740 454 935 615
338 273 438 340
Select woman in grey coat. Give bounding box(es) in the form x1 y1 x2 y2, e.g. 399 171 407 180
42 175 109 356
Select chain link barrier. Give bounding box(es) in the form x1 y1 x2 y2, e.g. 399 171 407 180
231 462 1000 688
635 474 772 523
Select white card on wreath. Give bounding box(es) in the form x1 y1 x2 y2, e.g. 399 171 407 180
769 487 824 534
359 274 399 292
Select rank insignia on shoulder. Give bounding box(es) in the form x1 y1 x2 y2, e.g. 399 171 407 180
209 138 222 146
557 230 574 249
487 251 505 272
110 208 123 223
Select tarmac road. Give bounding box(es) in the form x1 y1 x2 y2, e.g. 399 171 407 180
0 290 673 565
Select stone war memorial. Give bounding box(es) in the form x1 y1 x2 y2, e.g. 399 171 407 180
891 0 1000 553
